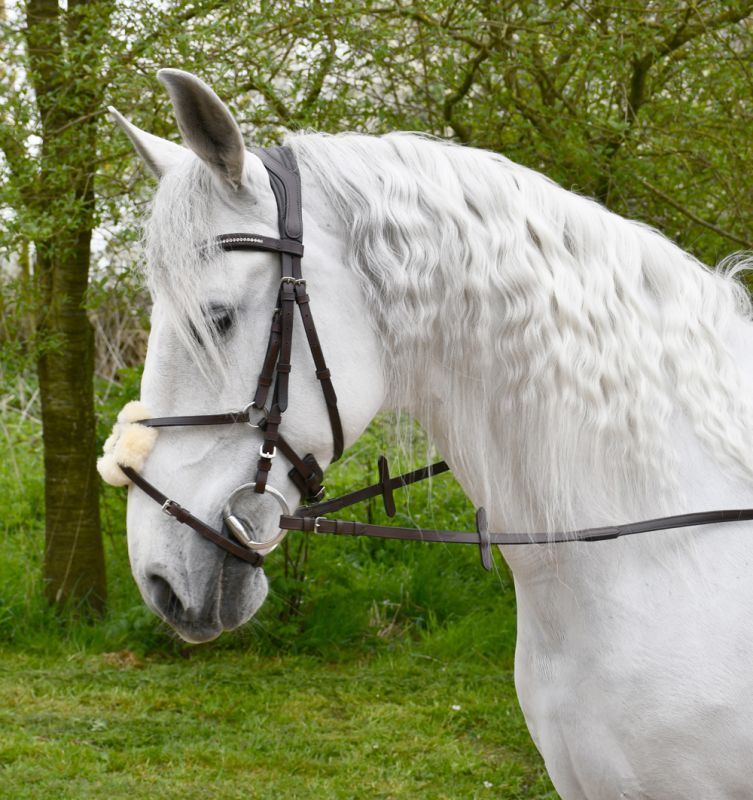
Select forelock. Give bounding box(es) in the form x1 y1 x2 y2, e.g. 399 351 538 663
143 157 229 376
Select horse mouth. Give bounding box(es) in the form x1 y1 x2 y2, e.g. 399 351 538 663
144 556 268 643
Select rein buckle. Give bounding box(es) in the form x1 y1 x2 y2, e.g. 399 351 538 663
161 498 181 517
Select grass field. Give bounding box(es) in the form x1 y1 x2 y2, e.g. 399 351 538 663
0 650 555 799
0 380 556 798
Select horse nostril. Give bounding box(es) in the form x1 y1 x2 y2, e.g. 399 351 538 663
141 570 224 643
147 573 191 622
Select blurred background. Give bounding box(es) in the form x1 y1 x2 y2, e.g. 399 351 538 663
1 2 751 797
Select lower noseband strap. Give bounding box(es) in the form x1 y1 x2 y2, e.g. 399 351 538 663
120 466 265 567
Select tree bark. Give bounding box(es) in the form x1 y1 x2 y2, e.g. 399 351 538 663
36 231 105 611
26 0 111 612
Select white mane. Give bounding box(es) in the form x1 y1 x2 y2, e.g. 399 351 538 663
290 132 753 529
144 131 753 531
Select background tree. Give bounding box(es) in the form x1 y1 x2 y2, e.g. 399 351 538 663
0 0 228 612
4 0 117 612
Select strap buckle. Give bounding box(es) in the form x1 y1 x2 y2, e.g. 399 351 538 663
161 498 181 517
259 444 277 459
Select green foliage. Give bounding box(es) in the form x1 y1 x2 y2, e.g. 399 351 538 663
2 3 753 792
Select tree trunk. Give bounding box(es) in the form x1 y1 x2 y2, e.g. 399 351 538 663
36 228 105 612
26 0 112 612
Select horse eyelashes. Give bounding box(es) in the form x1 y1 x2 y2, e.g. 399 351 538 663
189 307 235 346
211 309 235 337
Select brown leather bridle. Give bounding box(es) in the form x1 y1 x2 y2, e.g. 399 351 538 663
118 145 753 572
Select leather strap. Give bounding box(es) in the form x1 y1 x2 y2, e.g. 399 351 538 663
121 146 342 563
276 265 296 413
297 458 450 518
120 466 264 567
280 507 753 571
293 278 344 460
378 455 396 517
258 417 324 501
253 310 282 411
255 405 281 494
138 411 326 503
251 146 304 492
140 412 251 427
252 146 303 240
216 233 304 257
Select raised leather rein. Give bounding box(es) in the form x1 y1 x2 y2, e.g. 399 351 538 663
118 145 753 571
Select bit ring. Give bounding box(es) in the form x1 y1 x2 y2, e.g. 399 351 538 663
222 483 291 551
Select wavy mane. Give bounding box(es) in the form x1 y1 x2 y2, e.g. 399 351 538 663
288 132 753 529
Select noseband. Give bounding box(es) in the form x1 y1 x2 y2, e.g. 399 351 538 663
117 145 753 572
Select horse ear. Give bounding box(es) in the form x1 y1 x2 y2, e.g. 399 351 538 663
108 107 188 179
157 68 246 189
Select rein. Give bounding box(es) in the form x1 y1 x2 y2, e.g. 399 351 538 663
112 145 753 572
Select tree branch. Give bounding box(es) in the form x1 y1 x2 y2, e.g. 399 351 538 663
300 38 336 113
369 3 486 48
237 72 293 125
442 45 490 142
635 174 753 249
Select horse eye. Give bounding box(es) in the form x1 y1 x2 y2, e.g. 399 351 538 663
210 308 235 337
189 306 236 347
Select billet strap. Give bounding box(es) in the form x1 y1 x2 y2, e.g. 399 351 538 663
120 466 264 567
281 507 753 572
255 405 281 494
275 263 296 413
254 310 282 411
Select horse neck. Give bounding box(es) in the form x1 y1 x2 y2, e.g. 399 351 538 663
292 134 753 559
397 301 753 582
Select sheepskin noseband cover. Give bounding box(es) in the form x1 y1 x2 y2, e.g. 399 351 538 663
97 401 158 487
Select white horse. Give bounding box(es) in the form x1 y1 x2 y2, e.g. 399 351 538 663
109 69 753 799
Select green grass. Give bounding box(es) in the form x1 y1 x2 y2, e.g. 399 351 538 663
0 373 556 797
0 650 555 799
